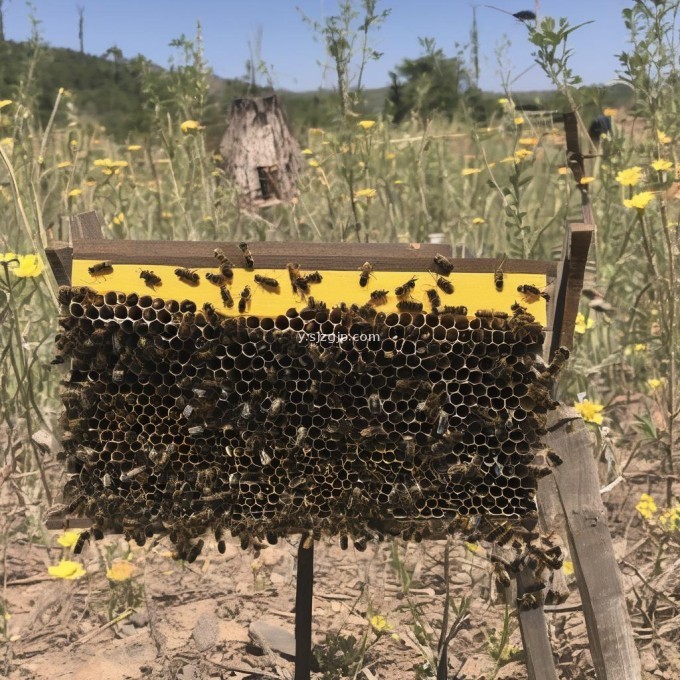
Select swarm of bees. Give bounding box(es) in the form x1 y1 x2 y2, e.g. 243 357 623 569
53 250 565 563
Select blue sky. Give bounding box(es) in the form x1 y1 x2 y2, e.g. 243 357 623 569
3 1 631 92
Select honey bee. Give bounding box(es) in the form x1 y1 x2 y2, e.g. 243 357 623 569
73 530 91 555
431 272 454 294
544 346 569 377
357 303 377 320
436 305 468 315
139 270 162 288
238 242 254 269
547 450 563 466
294 277 310 296
178 312 195 340
484 522 515 546
517 284 550 303
447 455 483 482
214 249 234 276
397 300 423 312
254 274 279 290
304 271 323 284
88 261 113 276
395 276 417 298
530 544 564 570
494 254 506 291
368 393 381 415
517 592 541 611
492 560 512 588
287 262 301 281
369 289 389 305
433 253 455 276
238 285 252 313
202 302 221 325
425 288 442 310
219 285 234 308
175 268 199 284
301 297 327 313
205 272 228 286
358 262 374 287
354 536 367 552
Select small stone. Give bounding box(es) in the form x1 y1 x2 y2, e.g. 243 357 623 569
193 613 219 652
249 620 295 659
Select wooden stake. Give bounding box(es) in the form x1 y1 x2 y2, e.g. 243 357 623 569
295 537 314 680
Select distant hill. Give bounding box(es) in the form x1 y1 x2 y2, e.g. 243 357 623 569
0 39 632 141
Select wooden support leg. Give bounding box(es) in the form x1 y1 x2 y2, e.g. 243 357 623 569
546 406 641 679
295 538 314 680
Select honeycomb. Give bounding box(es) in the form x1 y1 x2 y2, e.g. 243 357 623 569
54 286 564 561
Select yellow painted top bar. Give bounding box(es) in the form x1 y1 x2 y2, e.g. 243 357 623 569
71 261 548 325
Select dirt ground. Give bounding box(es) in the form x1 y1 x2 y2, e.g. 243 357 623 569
0 451 678 680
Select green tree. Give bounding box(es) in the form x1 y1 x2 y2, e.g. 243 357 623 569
386 39 473 125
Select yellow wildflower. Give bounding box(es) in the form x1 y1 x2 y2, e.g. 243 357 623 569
85 178 97 187
602 107 618 117
557 167 568 175
180 120 202 133
574 312 595 334
472 217 485 225
635 493 657 519
393 179 405 185
0 137 13 150
634 343 647 351
12 254 43 278
370 614 392 634
647 378 665 389
301 148 313 155
357 120 376 130
513 149 532 162
657 130 671 144
307 159 319 168
354 188 377 199
0 252 17 264
519 137 539 146
651 159 672 172
615 166 643 186
658 506 680 531
106 560 135 582
574 399 604 425
464 542 479 552
0 100 12 109
57 531 81 548
93 158 128 175
385 152 396 160
498 97 509 105
161 212 174 220
127 144 142 152
514 116 524 125
112 212 125 225
48 559 86 580
579 176 595 185
562 560 574 576
623 191 655 210
56 161 72 169
68 188 83 198
461 167 483 176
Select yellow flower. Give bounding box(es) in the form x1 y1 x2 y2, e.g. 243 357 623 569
180 120 202 133
85 178 97 187
57 531 81 548
93 158 128 175
615 166 643 186
574 312 595 334
370 614 393 634
112 212 125 225
0 100 12 109
574 399 604 425
647 378 665 389
0 137 13 150
0 252 18 264
562 560 574 576
68 188 83 198
657 130 672 144
579 176 595 185
602 107 618 117
658 506 680 531
301 148 313 155
519 137 539 146
557 167 568 175
514 116 524 125
48 559 86 580
461 167 483 176
354 188 377 199
498 97 509 105
634 343 647 351
624 191 655 210
393 179 404 185
464 542 479 552
357 120 376 130
161 211 174 219
127 144 142 152
307 159 319 168
56 161 72 169
651 159 672 172
12 254 43 278
635 493 657 519
106 560 135 582
513 149 532 162
472 217 485 225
